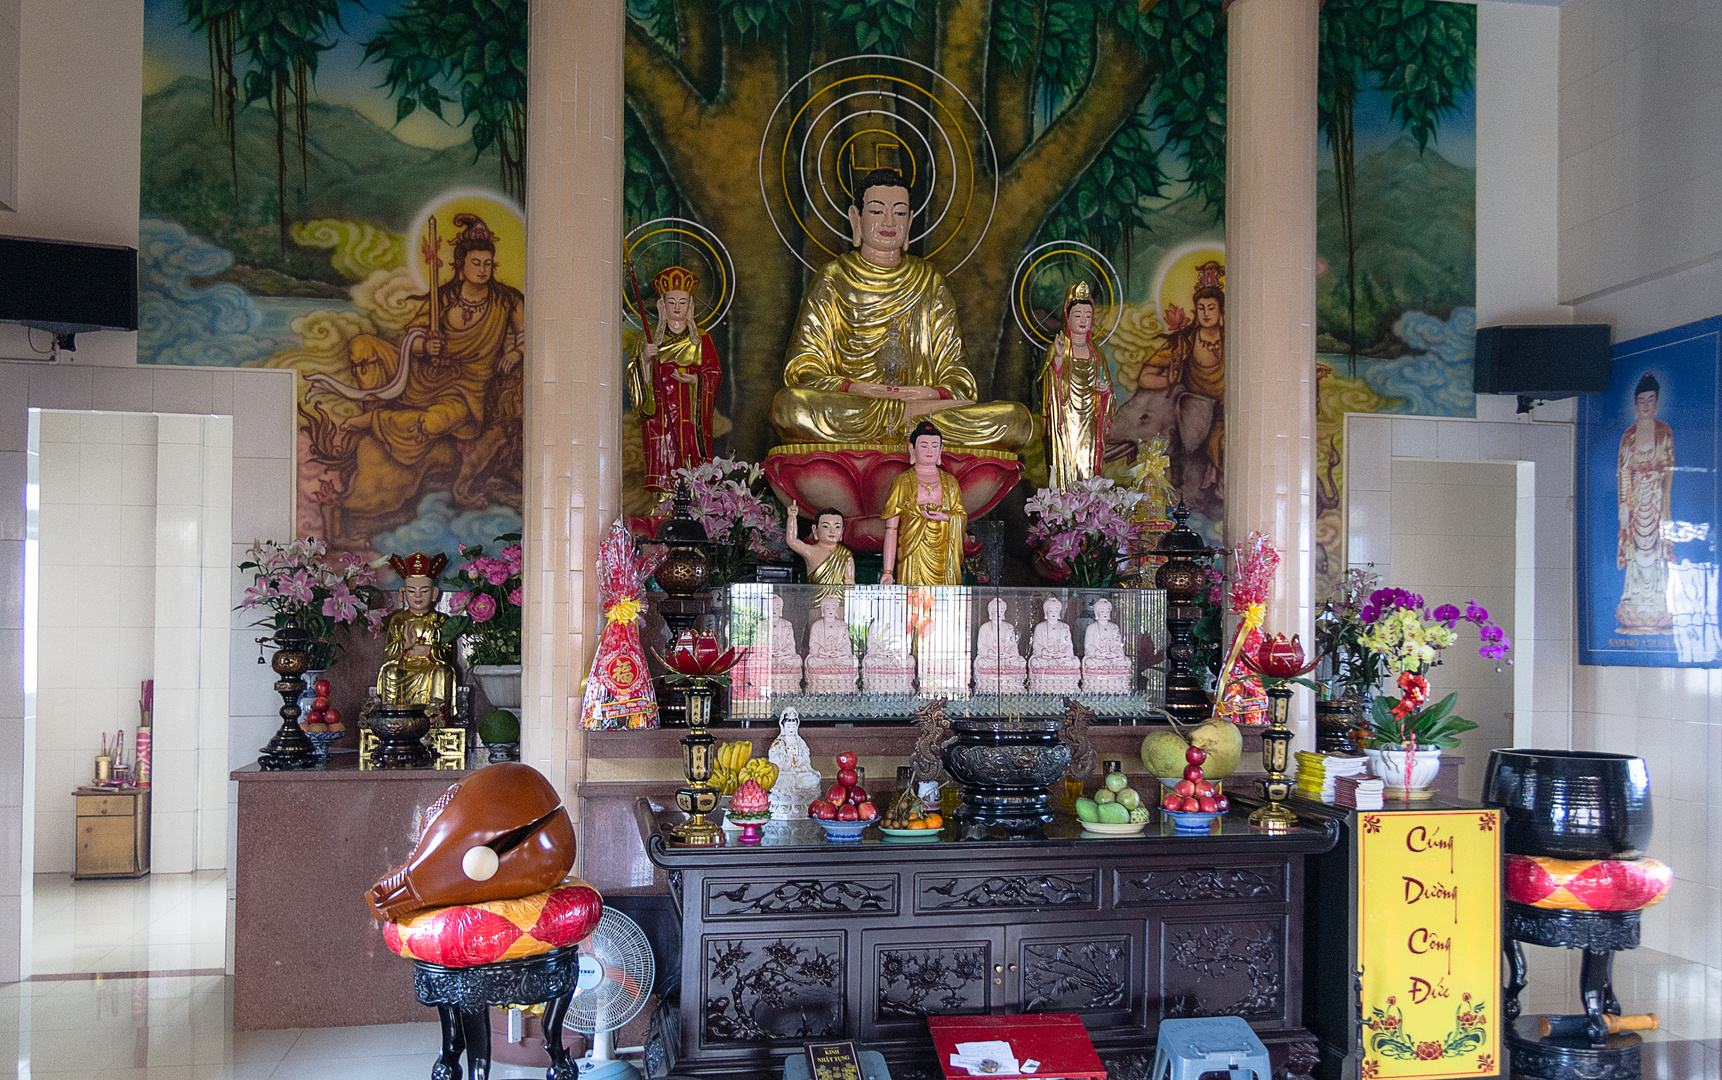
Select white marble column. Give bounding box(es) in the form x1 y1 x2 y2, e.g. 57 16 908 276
523 0 625 815
1224 0 1320 742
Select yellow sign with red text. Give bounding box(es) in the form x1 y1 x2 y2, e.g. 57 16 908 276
1358 809 1501 1079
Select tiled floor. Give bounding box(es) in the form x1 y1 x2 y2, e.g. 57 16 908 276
5 872 1718 1078
31 872 227 976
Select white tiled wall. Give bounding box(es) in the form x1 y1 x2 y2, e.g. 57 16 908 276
1387 460 1518 801
1557 0 1722 974
1558 0 1722 305
0 362 293 983
1344 414 1575 754
32 411 233 875
32 411 157 872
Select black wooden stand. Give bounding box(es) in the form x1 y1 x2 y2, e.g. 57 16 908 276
1503 902 1643 1079
412 947 581 1080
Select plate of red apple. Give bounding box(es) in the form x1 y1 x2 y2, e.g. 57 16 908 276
1161 745 1228 833
806 751 879 842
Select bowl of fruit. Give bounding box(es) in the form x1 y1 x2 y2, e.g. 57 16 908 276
1074 771 1151 835
298 679 346 760
807 752 879 842
1161 744 1229 832
880 788 944 840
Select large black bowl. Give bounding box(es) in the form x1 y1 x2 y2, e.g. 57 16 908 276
1483 749 1653 859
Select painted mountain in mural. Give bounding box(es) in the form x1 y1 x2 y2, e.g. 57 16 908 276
1317 136 1476 359
140 77 504 293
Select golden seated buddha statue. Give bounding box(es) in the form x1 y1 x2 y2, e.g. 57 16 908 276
769 167 1033 454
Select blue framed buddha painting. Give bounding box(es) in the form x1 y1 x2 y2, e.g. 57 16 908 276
1577 314 1721 667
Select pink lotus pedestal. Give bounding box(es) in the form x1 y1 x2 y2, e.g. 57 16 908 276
763 444 1023 554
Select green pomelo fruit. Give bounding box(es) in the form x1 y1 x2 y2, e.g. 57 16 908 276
1140 720 1244 780
478 709 520 744
1115 788 1141 810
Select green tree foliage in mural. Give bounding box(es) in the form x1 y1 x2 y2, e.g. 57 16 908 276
1320 0 1476 372
181 0 346 250
363 0 531 202
624 0 1473 461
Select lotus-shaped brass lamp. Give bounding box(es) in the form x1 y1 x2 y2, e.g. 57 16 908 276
1239 634 1321 833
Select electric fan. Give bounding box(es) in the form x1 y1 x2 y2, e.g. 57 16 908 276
566 906 656 1080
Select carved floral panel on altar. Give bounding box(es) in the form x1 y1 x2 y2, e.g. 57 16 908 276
140 1 527 580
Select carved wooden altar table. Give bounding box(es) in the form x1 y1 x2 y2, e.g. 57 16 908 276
637 799 1340 1080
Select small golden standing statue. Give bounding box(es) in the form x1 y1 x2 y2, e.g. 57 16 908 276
1040 281 1114 490
377 552 456 709
784 502 855 593
880 421 968 586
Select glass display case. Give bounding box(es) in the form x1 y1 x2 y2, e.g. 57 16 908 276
648 584 1166 722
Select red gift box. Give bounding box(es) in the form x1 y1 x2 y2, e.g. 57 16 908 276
926 1014 1106 1080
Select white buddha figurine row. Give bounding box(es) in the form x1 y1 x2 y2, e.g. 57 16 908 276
974 596 1135 695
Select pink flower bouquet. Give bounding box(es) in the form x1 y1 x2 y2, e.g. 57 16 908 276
439 534 524 665
1025 478 1146 587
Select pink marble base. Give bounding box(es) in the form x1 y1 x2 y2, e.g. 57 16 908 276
1028 665 1081 694
973 665 1028 694
232 756 474 1030
805 666 859 694
769 663 805 692
862 664 916 695
1081 664 1134 694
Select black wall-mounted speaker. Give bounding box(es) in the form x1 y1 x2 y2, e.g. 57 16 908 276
1474 323 1612 398
0 235 139 335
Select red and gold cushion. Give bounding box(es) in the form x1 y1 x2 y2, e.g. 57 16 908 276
1506 854 1671 912
383 879 603 967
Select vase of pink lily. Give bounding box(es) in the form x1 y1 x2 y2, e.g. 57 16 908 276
238 538 388 670
671 458 785 588
1356 589 1512 798
438 534 525 709
1025 478 1146 588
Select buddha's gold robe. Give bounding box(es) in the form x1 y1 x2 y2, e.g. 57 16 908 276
377 609 455 708
771 252 1032 450
810 544 855 586
1039 337 1113 490
881 469 967 586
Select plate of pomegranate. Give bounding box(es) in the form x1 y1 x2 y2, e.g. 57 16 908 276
1161 744 1228 833
806 751 879 842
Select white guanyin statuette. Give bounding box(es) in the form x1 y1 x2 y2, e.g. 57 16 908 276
862 616 916 695
767 708 821 820
765 593 804 693
972 596 1028 694
803 593 859 694
1028 595 1082 695
1080 597 1134 694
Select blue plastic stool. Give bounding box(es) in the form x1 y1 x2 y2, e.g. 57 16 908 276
1150 1017 1272 1080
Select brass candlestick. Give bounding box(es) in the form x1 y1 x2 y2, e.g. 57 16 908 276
1249 684 1298 832
669 677 724 846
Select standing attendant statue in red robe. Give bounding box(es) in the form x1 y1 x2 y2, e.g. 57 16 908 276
627 265 723 498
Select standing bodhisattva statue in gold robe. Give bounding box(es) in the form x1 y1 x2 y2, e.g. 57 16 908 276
1040 281 1114 490
377 552 456 709
880 422 969 586
770 168 1033 451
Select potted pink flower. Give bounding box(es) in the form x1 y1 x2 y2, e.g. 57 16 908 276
438 534 525 710
670 458 785 587
1025 478 1146 587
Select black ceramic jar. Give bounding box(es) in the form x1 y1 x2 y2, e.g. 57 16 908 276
1483 748 1653 859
